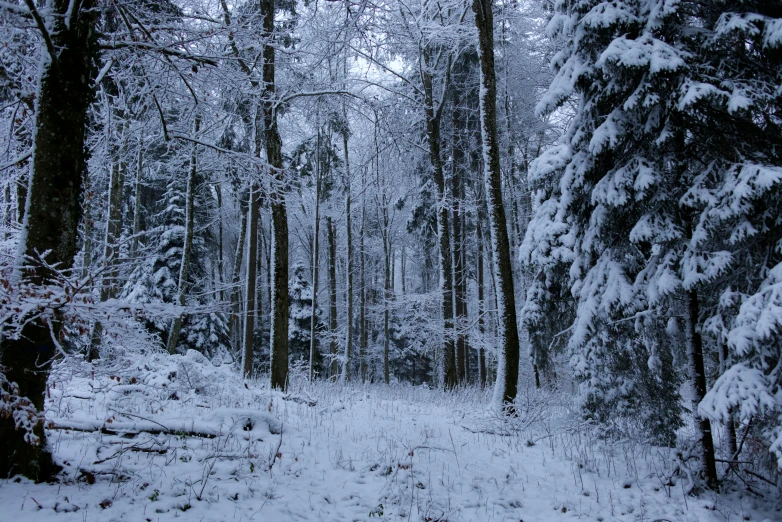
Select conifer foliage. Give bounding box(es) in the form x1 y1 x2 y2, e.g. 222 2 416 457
523 0 782 481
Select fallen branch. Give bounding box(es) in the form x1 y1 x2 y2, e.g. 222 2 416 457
49 420 218 439
282 394 317 407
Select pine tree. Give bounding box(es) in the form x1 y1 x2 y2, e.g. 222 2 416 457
521 0 782 483
288 262 324 376
122 165 229 359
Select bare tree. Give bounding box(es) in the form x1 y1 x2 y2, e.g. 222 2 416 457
472 0 520 409
263 0 289 390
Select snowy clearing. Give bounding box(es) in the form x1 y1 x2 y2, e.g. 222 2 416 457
0 354 776 522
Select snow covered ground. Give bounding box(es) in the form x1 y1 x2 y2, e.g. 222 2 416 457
0 352 777 522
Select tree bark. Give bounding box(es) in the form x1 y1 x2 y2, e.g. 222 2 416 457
451 95 467 384
0 0 97 480
131 138 143 256
382 221 391 385
167 114 201 355
421 55 457 390
262 0 288 390
215 184 225 302
359 165 367 382
88 133 126 361
242 186 260 377
309 127 322 381
343 131 353 382
477 224 487 388
473 0 520 409
229 205 247 352
327 217 338 380
685 290 719 489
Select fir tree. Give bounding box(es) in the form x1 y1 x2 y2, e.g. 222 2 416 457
523 0 782 481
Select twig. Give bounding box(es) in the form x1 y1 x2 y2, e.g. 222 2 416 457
448 429 460 469
22 0 56 61
267 423 283 472
744 469 777 487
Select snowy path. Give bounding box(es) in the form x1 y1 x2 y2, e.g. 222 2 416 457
0 355 773 521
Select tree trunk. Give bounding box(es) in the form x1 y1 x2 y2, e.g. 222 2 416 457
477 224 487 388
421 58 457 390
451 95 467 384
131 138 143 256
167 114 201 354
0 0 97 480
359 166 368 382
685 290 718 489
383 227 391 385
80 171 92 280
328 217 338 380
309 128 322 381
255 212 270 329
229 205 248 352
461 211 470 383
1 183 9 234
215 184 225 302
473 0 520 409
343 132 353 382
242 186 260 377
400 244 406 295
88 134 126 361
15 174 27 224
719 340 738 458
262 0 288 390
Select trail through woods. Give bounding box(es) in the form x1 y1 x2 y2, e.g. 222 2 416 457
0 354 774 522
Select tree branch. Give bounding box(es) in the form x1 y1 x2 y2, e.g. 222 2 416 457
22 0 57 61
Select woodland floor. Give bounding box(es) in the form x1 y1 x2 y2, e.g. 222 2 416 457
0 351 778 522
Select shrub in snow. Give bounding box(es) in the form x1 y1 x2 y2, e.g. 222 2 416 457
0 366 42 445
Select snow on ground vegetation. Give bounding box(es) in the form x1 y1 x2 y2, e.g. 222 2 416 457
0 352 778 522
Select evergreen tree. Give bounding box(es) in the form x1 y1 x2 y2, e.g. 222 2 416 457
288 262 324 376
524 0 782 481
123 166 229 358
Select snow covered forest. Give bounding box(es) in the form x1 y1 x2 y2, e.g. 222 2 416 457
1 0 781 519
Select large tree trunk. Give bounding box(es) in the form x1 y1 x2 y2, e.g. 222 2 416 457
473 0 520 409
241 187 260 377
0 0 97 480
343 132 353 382
262 0 288 390
328 217 338 380
421 59 457 390
167 115 201 354
685 290 718 489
